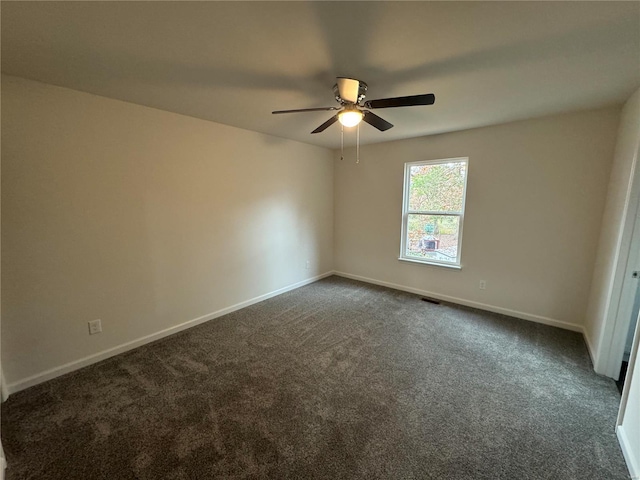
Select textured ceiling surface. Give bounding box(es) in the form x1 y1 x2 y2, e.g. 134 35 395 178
2 1 639 148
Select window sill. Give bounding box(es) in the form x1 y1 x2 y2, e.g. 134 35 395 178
398 257 462 270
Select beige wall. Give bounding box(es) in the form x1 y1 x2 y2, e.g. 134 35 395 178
585 88 640 372
1 75 334 388
334 108 620 330
0 73 626 393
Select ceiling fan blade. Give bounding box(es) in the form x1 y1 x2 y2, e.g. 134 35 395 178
337 77 360 103
272 106 339 114
363 111 394 131
364 93 435 109
311 115 339 134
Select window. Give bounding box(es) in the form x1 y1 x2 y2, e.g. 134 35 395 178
400 157 468 268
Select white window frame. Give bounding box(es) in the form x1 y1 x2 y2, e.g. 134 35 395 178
399 157 469 269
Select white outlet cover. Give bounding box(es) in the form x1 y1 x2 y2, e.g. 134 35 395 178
88 319 102 335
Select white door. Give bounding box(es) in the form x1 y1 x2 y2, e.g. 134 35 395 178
607 197 640 380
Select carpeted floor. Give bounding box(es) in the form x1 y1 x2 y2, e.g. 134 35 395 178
1 276 630 479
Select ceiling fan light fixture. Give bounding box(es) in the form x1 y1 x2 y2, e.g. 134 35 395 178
338 109 364 127
274 77 434 135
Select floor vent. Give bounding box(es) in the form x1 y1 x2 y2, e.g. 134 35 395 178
421 297 441 305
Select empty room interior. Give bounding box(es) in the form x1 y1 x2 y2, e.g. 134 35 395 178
1 2 640 479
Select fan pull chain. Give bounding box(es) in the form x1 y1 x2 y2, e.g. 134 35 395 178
340 124 344 161
356 123 360 164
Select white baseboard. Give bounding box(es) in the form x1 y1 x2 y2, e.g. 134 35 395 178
0 441 5 480
617 425 640 479
6 272 334 395
333 271 583 332
582 328 598 368
0 368 8 403
5 270 586 394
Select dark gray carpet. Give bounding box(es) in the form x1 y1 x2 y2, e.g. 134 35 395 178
1 276 630 479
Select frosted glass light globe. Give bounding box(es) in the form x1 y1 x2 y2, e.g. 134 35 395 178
338 110 364 127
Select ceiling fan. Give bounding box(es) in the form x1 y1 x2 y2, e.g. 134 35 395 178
272 77 435 134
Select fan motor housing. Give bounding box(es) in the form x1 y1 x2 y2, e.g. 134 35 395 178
333 81 368 105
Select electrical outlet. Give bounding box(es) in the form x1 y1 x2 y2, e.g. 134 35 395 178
306 260 311 270
88 319 102 335
479 280 487 290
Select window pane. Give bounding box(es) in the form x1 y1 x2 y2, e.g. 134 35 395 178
405 214 460 263
409 162 466 212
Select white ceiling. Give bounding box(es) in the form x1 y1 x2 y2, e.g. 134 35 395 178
2 1 639 149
